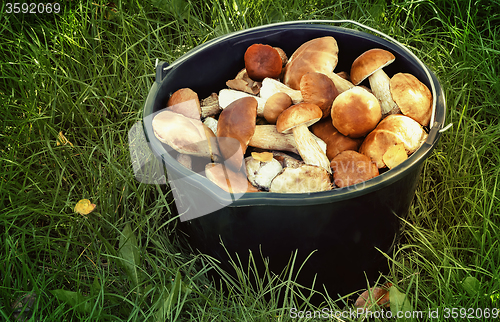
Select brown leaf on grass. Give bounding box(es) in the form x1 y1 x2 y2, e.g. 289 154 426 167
74 199 96 215
354 282 392 309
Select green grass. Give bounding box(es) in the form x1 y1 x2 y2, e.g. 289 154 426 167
1 0 499 320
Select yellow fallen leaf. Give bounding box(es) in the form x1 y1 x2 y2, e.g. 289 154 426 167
251 151 274 162
56 131 74 147
383 144 408 169
74 199 96 215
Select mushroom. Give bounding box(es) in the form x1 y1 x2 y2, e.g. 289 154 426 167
330 86 382 139
166 88 202 119
359 114 428 168
249 125 327 155
219 89 266 117
226 68 262 95
200 92 222 118
300 72 338 118
276 103 331 173
272 151 303 168
152 110 219 159
330 150 379 188
350 48 398 115
269 164 332 193
390 73 432 127
263 92 293 124
203 116 218 136
259 77 303 104
217 96 258 170
310 117 363 161
245 153 283 191
244 44 282 81
282 36 354 93
205 163 259 193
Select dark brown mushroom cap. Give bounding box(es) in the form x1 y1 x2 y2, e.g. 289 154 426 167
283 36 339 90
263 92 293 124
310 117 363 161
330 150 379 188
330 86 382 138
276 103 322 134
300 72 339 118
166 88 202 119
244 44 282 82
390 73 432 127
350 48 395 85
217 96 258 170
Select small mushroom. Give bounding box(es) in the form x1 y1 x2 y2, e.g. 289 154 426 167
310 117 363 161
152 110 219 159
269 164 332 193
226 68 262 95
219 89 266 117
359 114 428 168
390 73 432 127
249 125 327 156
350 48 398 115
200 92 222 118
300 72 338 118
203 116 218 136
259 77 303 104
217 96 258 170
167 88 202 119
276 103 331 173
263 92 293 124
244 44 283 81
283 36 354 93
245 154 283 191
330 150 379 188
330 86 382 139
205 163 259 193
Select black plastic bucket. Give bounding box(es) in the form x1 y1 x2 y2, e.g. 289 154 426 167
141 20 446 300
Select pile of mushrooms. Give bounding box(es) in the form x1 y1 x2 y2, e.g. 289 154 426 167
152 36 432 193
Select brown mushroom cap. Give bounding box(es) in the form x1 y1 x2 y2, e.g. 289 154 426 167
263 92 293 124
330 86 382 138
205 163 258 193
283 36 339 90
300 72 339 118
152 110 218 158
217 96 258 170
390 73 432 127
310 117 363 160
330 150 379 188
276 103 322 134
350 48 396 85
244 44 282 81
359 114 428 168
167 88 202 119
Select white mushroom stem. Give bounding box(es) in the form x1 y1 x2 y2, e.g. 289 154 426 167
368 69 398 115
324 71 355 93
249 125 326 155
219 89 266 116
292 125 331 173
203 116 218 136
259 78 303 104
